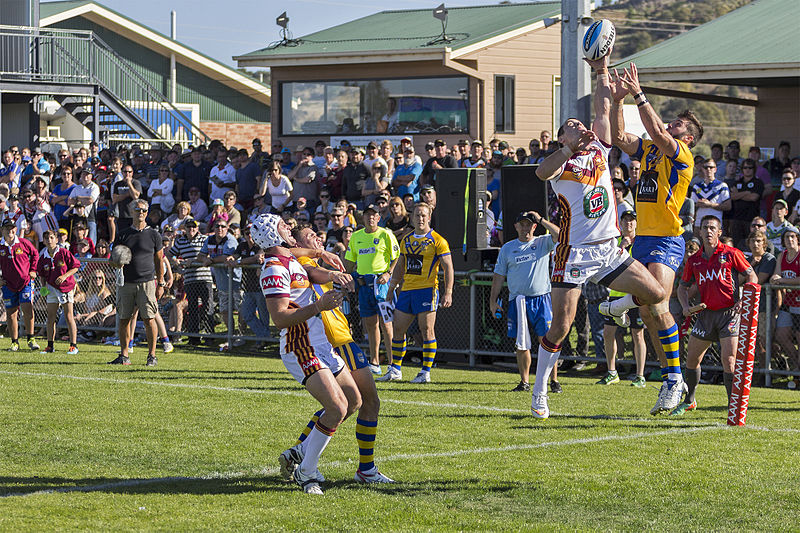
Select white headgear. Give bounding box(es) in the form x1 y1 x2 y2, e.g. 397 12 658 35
250 213 284 249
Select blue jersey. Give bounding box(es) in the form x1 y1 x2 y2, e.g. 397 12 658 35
494 235 554 298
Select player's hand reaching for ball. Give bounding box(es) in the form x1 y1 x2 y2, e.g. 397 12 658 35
316 289 344 311
619 63 642 96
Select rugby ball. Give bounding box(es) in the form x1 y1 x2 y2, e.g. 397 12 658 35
582 19 615 61
111 244 132 266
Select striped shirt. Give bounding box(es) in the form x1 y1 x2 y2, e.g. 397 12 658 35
170 233 212 283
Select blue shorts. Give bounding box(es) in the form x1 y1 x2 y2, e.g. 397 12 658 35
357 282 380 318
507 294 552 340
631 235 684 272
334 341 370 372
2 281 34 309
395 287 439 316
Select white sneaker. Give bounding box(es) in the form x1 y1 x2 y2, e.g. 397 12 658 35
651 381 668 415
376 367 402 382
410 371 431 383
163 341 174 354
67 345 79 355
531 393 550 419
354 468 395 483
598 301 631 327
293 466 324 495
662 378 686 411
369 364 382 376
278 444 303 481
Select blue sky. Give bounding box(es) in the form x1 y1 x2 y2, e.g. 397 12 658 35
45 0 509 67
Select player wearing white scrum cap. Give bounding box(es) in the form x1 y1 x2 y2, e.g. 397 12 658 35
251 214 361 495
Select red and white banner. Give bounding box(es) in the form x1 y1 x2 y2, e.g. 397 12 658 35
727 283 760 426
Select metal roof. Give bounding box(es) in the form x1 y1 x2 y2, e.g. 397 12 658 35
614 0 800 85
235 2 560 62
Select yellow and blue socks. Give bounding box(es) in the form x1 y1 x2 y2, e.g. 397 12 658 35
295 409 324 446
658 324 682 384
390 338 407 371
355 418 377 472
421 339 437 373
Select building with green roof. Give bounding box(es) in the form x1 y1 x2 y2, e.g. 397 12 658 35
235 2 565 154
615 0 800 153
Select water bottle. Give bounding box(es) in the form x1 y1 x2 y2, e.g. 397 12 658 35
494 298 503 319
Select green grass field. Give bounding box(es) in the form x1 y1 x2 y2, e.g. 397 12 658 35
0 343 798 531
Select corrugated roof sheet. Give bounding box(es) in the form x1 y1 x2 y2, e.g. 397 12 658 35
615 0 800 71
236 2 560 58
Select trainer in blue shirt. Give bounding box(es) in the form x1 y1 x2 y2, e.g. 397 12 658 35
490 210 560 393
392 145 423 202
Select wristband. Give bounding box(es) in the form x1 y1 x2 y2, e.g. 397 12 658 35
637 98 649 107
597 72 609 83
560 145 573 157
634 92 645 101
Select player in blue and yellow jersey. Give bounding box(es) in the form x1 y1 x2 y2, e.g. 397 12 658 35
378 202 454 383
606 62 704 414
277 224 394 485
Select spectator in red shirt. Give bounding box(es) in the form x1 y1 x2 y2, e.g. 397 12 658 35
37 230 81 355
676 215 757 416
0 219 40 351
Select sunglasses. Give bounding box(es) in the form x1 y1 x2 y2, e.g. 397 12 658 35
703 166 716 170
320 194 330 198
751 223 766 227
743 166 755 169
134 208 148 213
782 176 794 180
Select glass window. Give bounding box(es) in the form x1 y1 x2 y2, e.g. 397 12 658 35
494 75 515 133
281 77 469 136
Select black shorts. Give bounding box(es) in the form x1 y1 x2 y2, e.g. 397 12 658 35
691 307 739 342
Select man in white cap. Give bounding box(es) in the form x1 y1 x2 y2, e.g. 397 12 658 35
251 213 361 495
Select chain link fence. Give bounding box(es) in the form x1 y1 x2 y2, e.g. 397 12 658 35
18 259 800 387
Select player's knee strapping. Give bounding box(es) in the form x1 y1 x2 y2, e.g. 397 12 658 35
295 409 324 446
355 418 377 472
390 338 406 371
421 339 437 372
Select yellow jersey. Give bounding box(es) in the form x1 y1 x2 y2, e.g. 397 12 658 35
633 138 694 237
297 256 354 348
398 230 451 292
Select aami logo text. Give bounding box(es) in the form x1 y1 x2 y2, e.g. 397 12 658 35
261 275 284 289
301 357 321 371
698 269 728 285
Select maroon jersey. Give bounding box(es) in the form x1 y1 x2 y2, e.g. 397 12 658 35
0 236 39 291
38 247 81 293
682 243 752 310
779 250 800 308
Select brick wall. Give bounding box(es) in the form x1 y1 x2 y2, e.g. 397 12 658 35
199 122 271 149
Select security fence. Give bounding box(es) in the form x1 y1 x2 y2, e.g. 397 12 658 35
22 260 800 387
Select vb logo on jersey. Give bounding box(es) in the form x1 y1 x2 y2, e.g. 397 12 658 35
583 187 609 218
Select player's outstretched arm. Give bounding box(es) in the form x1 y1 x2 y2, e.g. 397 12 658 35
609 70 640 156
585 54 612 145
535 130 597 181
266 292 342 329
619 63 677 157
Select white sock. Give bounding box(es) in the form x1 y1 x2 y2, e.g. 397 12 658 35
608 293 637 315
299 426 333 476
533 344 562 397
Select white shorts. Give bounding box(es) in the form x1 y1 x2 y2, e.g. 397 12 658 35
552 238 632 287
46 285 74 305
281 345 346 385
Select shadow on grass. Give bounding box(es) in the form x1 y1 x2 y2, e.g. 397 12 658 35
0 475 517 498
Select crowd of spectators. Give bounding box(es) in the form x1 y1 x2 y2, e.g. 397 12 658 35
0 134 798 375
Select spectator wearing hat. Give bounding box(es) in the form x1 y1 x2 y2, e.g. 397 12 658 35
399 137 422 166
342 148 370 208
170 218 214 344
420 139 457 188
208 198 229 232
490 210 560 392
364 142 388 177
420 185 437 213
22 147 50 179
288 146 320 213
312 139 328 169
461 140 486 168
363 158 389 207
424 141 435 160
392 145 423 202
766 199 797 253
210 149 236 204
176 147 212 202
690 158 731 236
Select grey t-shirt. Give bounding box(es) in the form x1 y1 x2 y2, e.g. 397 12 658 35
494 235 555 298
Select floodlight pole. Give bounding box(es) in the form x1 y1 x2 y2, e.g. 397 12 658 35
559 0 592 128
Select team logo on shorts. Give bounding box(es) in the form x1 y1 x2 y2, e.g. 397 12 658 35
583 187 609 218
570 268 581 278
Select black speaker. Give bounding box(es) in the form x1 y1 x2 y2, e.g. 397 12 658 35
434 167 488 270
501 164 549 242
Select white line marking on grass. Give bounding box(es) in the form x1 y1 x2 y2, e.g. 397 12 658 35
2 425 723 498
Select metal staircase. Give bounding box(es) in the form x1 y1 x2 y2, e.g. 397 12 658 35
0 25 210 146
